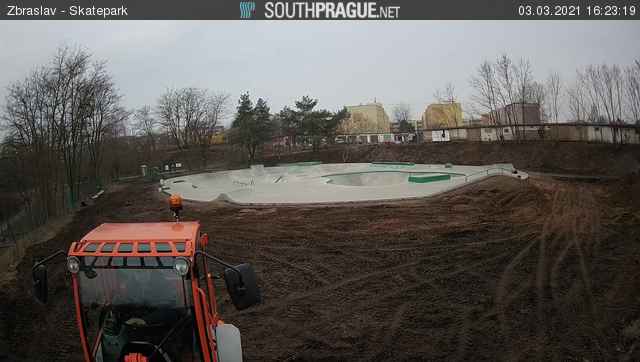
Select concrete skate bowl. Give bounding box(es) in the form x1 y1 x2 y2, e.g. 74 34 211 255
324 171 461 186
160 162 527 205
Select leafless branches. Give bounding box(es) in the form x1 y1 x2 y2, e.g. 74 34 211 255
392 103 411 123
157 88 230 151
434 83 457 103
566 79 584 122
624 60 640 124
546 72 561 123
133 105 158 156
573 64 625 125
1 46 125 221
470 55 542 139
470 55 640 129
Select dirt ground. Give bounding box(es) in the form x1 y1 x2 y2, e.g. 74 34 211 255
1 171 639 361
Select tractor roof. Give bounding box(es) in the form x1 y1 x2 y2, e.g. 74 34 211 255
68 222 200 258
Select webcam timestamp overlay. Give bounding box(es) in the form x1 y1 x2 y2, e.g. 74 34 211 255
517 3 637 18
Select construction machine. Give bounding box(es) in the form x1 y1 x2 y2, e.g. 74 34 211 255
32 195 261 362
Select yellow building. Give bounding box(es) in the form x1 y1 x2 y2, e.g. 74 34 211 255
211 132 225 145
339 102 391 134
422 102 463 129
210 125 226 144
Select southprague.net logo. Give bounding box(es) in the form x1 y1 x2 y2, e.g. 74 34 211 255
240 1 256 18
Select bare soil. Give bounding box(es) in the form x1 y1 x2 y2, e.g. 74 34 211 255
1 171 639 361
2 142 640 361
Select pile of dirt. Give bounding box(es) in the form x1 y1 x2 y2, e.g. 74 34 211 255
267 142 640 176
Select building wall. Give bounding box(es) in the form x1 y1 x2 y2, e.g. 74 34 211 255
620 128 640 144
422 124 640 144
339 103 391 134
588 126 613 143
490 103 541 125
421 103 462 129
467 128 481 141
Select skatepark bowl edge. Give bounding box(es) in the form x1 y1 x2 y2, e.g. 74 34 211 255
159 162 528 205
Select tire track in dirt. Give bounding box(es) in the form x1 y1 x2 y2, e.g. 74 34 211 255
383 302 409 346
376 249 514 302
235 244 488 317
550 238 574 304
267 317 350 350
533 188 564 359
452 309 473 362
233 258 431 317
257 249 331 285
494 184 569 356
367 302 410 361
480 273 533 322
495 237 537 338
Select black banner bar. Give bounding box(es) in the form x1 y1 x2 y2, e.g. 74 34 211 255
1 0 638 20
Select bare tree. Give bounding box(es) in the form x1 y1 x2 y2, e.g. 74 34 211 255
514 58 535 138
133 105 158 155
434 83 457 103
194 92 230 167
546 71 561 123
86 61 128 187
392 103 411 123
2 46 124 220
567 76 588 122
157 88 183 149
624 60 640 123
470 60 503 139
157 88 225 150
582 64 624 124
494 55 519 137
392 103 414 133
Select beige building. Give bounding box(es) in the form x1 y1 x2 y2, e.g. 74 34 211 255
422 102 463 129
339 102 391 134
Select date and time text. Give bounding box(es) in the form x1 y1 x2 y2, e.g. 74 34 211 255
517 4 637 17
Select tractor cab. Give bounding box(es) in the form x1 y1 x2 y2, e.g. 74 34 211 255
32 197 261 362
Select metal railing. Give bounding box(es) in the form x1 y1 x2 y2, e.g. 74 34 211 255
464 167 514 182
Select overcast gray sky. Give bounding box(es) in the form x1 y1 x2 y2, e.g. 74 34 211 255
0 21 638 125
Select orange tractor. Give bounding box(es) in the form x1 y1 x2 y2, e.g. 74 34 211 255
32 195 261 362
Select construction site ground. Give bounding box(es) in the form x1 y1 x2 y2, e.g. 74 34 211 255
1 143 640 361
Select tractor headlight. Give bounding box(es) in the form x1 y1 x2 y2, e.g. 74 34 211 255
67 256 80 274
174 257 190 276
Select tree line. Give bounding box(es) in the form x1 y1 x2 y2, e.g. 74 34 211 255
469 54 640 130
2 46 638 227
1 47 127 224
228 94 349 164
134 91 350 166
0 45 351 229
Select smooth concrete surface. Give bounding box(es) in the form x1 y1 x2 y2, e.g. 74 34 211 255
161 163 528 204
326 171 450 186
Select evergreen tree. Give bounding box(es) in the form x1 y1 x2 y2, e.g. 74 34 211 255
253 98 273 158
230 93 273 164
277 96 350 152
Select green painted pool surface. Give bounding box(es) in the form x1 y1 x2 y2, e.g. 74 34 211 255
408 174 451 183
